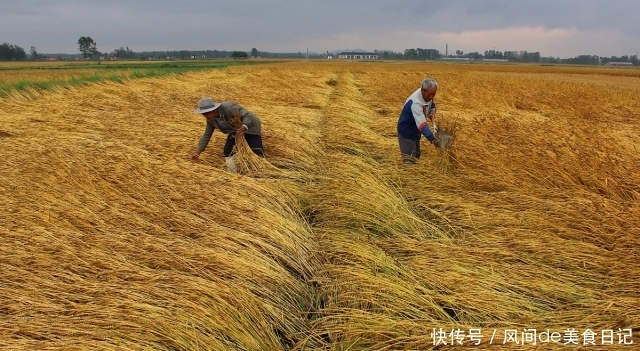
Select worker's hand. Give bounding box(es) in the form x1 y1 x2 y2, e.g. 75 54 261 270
236 125 247 136
427 108 436 121
191 151 201 162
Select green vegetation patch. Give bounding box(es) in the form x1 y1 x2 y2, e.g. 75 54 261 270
0 59 273 97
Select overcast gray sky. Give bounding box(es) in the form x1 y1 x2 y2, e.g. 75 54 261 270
3 0 639 58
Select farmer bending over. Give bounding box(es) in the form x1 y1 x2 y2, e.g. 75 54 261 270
191 97 264 172
397 77 441 164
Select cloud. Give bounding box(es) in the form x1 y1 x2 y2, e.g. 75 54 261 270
2 0 639 57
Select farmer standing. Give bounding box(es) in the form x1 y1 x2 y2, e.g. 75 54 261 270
191 97 264 172
397 77 441 164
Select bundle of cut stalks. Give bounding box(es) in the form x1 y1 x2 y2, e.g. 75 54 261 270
232 134 285 177
228 111 286 177
431 114 460 172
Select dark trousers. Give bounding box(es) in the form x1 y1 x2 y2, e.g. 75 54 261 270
223 134 264 157
398 134 421 164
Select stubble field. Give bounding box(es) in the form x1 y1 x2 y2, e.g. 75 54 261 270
1 60 638 350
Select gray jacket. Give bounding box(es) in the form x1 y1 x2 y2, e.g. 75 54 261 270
197 101 262 152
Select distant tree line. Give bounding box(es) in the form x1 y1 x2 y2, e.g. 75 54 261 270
0 42 27 60
1 39 638 65
374 47 639 65
562 54 640 65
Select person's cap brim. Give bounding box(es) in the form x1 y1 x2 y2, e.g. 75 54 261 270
194 103 221 114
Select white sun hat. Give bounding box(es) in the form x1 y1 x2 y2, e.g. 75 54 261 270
194 97 221 114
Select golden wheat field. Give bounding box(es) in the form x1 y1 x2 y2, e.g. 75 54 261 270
1 60 639 350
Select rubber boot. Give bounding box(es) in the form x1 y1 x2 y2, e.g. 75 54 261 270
225 156 237 173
